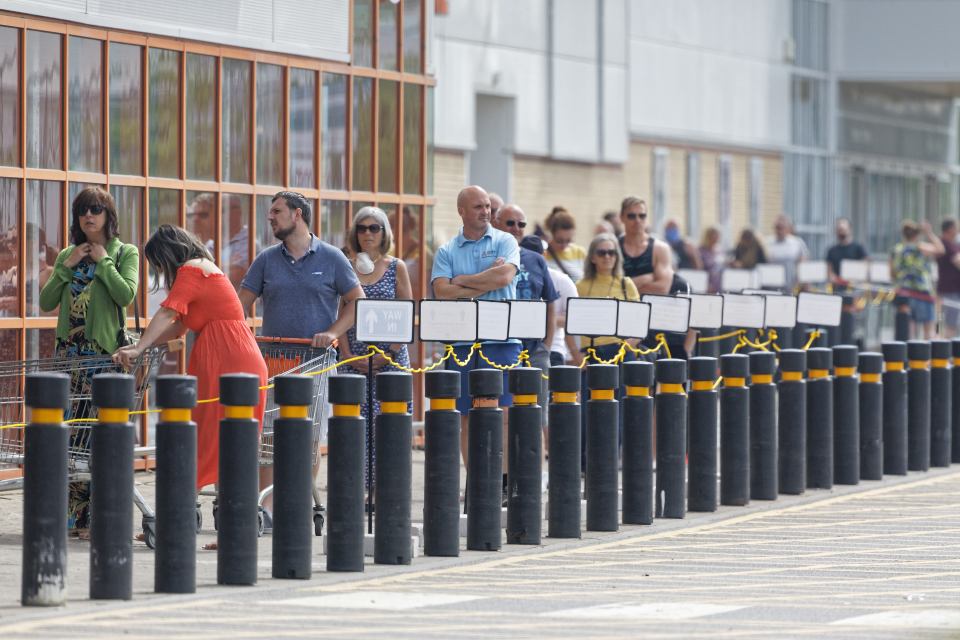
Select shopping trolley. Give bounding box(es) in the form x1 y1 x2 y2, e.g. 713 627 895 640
0 347 169 543
210 337 337 538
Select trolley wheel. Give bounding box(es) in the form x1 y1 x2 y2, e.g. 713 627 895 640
195 505 203 533
257 507 265 538
313 512 325 537
142 518 156 550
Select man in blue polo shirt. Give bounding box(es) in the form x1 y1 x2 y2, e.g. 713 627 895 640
431 185 520 473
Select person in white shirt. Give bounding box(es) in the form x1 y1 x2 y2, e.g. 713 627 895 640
766 214 808 289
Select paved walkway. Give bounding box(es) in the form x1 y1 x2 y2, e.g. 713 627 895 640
1 455 960 638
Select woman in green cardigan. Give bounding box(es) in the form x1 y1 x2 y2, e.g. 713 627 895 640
39 186 139 534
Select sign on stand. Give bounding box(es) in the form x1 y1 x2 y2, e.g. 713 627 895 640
797 292 842 327
565 298 619 337
722 268 758 292
419 300 478 342
722 293 766 329
840 259 869 283
355 299 416 343
477 300 511 341
508 300 548 340
677 269 709 294
682 293 724 329
756 264 786 289
797 260 829 285
616 300 651 339
641 294 691 333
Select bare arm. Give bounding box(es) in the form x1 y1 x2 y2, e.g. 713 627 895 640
238 287 258 319
565 334 581 364
112 307 185 368
450 262 518 293
432 277 484 300
316 285 365 348
632 241 674 295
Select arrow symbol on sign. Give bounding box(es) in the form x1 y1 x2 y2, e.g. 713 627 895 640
364 309 378 335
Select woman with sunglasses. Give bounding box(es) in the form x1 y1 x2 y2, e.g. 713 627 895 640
544 206 587 282
40 186 140 536
339 207 413 491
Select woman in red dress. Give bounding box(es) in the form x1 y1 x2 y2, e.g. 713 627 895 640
113 225 267 490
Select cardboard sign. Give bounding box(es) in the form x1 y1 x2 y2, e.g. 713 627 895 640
683 293 724 329
477 300 510 341
419 300 478 342
641 294 691 333
508 300 548 340
616 300 651 339
761 294 797 328
722 293 766 329
840 259 869 283
797 260 829 284
721 268 758 292
677 268 709 294
355 299 415 344
869 261 891 284
796 292 843 327
566 297 619 337
756 263 787 288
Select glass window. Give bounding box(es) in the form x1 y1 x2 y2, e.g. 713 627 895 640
68 36 103 172
403 0 422 73
109 43 142 176
185 53 216 180
185 190 216 253
0 179 18 318
426 86 434 195
0 330 17 372
221 193 251 291
289 68 316 189
352 77 374 192
255 194 280 254
353 0 374 67
26 31 62 169
322 73 347 190
25 180 62 317
256 63 283 186
321 200 347 251
148 188 180 313
378 80 398 193
111 185 143 247
0 27 19 167
403 84 422 194
149 48 180 178
222 59 252 184
379 0 399 71
25 328 56 361
685 152 700 240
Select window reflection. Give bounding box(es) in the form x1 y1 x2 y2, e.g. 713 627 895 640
0 27 19 167
289 68 316 188
110 185 143 314
186 53 216 180
185 191 216 253
322 73 347 190
353 0 373 68
0 179 18 317
147 188 180 315
256 63 283 186
149 48 180 178
352 77 374 192
321 200 347 252
25 31 62 169
222 59 251 183
221 193 252 291
68 37 103 172
25 180 62 317
403 0 422 73
255 194 280 254
378 0 399 71
378 80 398 193
25 328 56 361
403 84 422 194
109 43 143 175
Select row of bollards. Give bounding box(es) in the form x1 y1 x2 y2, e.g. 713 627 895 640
20 337 960 605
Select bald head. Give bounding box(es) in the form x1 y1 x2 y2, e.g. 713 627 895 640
457 185 492 238
494 203 527 240
457 185 488 211
488 192 504 218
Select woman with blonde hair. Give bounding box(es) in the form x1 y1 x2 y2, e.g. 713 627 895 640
544 206 587 282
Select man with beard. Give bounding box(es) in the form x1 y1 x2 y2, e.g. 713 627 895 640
239 191 364 347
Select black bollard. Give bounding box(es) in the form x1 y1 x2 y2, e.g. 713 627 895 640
806 348 834 489
217 373 261 586
586 364 620 531
154 375 198 594
272 375 315 579
656 359 688 518
547 366 582 538
507 367 543 545
374 372 414 564
907 340 931 472
327 374 366 571
894 305 911 342
840 296 856 346
90 374 136 600
882 342 909 475
720 354 750 506
687 357 718 512
21 374 70 607
778 350 807 495
623 361 656 523
832 345 860 486
749 351 778 500
467 369 504 551
858 353 884 481
423 370 461 556
698 329 720 359
953 339 960 464
930 340 952 468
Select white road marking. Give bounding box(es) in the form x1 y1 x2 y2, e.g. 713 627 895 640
831 609 960 628
547 602 747 620
269 590 484 611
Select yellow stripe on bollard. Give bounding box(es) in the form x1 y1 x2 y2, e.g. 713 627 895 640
932 358 950 369
808 369 829 379
724 377 746 387
690 381 713 391
781 371 803 381
625 385 650 396
29 408 63 424
658 383 685 395
429 398 456 411
861 373 881 383
884 361 904 372
224 406 255 419
279 405 309 419
380 401 408 414
332 404 361 417
751 374 773 385
909 360 928 370
954 357 960 367
834 367 857 378
160 408 192 422
512 394 538 406
98 408 130 423
552 391 578 404
590 389 615 401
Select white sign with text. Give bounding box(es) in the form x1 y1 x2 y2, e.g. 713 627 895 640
682 294 724 329
797 260 829 284
677 268 710 294
508 300 548 340
566 298 619 337
355 299 416 343
796 292 843 327
616 300 651 339
641 294 691 333
477 300 511 341
722 293 766 329
419 300 478 342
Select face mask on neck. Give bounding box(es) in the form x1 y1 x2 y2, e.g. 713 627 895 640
665 227 680 244
355 252 375 275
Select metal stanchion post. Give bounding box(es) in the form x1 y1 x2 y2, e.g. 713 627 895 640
21 373 70 607
749 351 777 500
272 374 315 579
882 341 908 475
507 367 543 545
467 368 504 551
622 361 655 523
547 366 582 538
778 350 807 495
858 353 883 481
930 340 952 468
586 364 619 531
327 374 366 572
154 375 198 594
90 374 136 600
217 373 261 586
423 370 461 557
688 357 718 512
656 359 688 518
833 345 860 485
720 354 750 506
907 340 931 472
807 348 834 490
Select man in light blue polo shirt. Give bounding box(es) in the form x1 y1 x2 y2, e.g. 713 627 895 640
431 185 520 478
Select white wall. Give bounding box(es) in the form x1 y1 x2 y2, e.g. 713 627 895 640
628 0 793 150
5 0 349 61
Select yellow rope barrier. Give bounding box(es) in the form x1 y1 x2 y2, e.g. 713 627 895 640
697 329 745 343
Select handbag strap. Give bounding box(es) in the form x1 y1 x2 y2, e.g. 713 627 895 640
115 245 141 333
547 243 574 280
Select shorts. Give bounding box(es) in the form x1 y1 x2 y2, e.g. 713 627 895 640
942 294 960 329
446 341 523 414
908 297 935 324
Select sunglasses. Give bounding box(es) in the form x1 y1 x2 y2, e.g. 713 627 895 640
594 249 618 258
357 223 383 234
505 220 527 229
82 205 105 217
625 212 647 220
